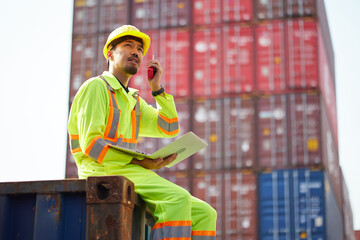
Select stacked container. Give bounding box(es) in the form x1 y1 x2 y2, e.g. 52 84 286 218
66 0 355 239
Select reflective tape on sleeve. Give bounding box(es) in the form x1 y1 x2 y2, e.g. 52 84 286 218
85 136 109 163
70 135 82 153
158 114 179 135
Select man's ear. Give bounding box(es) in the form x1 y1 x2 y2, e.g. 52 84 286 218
107 51 112 60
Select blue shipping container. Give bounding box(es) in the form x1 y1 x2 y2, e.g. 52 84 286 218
258 169 343 240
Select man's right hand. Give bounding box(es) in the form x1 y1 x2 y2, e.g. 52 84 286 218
130 153 178 169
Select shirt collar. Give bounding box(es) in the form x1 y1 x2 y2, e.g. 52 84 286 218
102 71 139 94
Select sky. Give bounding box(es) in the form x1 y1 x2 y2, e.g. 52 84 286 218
0 0 359 230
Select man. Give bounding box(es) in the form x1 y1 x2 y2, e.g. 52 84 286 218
68 25 217 240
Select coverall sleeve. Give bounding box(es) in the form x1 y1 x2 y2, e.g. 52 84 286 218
138 93 180 138
73 79 133 165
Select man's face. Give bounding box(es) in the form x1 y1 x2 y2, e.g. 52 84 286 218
110 38 144 75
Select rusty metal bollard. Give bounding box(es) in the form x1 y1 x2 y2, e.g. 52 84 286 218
86 176 135 240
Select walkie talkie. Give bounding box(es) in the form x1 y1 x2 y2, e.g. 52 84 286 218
147 54 157 79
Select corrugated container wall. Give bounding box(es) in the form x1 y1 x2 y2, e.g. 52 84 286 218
193 170 257 239
258 169 344 240
341 169 356 240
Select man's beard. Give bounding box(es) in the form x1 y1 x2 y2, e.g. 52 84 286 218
124 65 138 75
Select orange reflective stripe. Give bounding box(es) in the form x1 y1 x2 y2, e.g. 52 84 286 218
131 110 136 139
152 220 192 230
71 148 82 154
159 113 178 123
97 145 109 164
70 135 79 140
85 136 101 156
104 105 114 137
191 231 216 236
159 128 180 136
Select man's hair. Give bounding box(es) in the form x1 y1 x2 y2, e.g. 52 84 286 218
109 35 143 51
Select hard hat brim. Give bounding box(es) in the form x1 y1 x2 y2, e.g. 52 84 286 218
103 30 150 59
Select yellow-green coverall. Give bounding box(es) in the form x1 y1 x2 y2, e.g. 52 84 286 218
68 71 217 239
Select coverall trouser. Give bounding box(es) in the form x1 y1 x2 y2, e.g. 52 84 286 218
103 163 217 240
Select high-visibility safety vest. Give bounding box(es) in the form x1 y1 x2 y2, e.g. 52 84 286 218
68 71 179 177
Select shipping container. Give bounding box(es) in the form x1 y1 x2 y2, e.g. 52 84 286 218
355 231 360 240
222 24 254 94
193 99 223 170
318 28 338 147
193 171 223 236
73 0 129 36
223 97 256 169
159 0 190 28
286 18 318 89
341 169 356 240
256 0 285 20
257 94 289 169
286 0 316 18
288 92 322 167
258 169 344 240
0 176 153 240
193 0 222 25
320 99 342 209
192 170 257 239
222 170 257 239
73 0 99 35
255 20 286 92
223 0 252 22
193 27 222 97
98 0 129 34
131 0 160 30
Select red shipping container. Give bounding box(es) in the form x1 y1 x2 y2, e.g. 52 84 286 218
223 0 252 22
159 29 190 100
341 170 356 240
286 19 318 89
318 29 338 148
131 0 160 30
193 99 223 170
222 24 254 94
159 0 190 28
255 20 286 92
193 171 223 236
256 0 284 20
193 0 222 25
286 0 316 18
257 94 288 169
356 231 360 240
69 35 100 101
98 0 129 33
288 92 321 167
193 27 222 97
223 97 256 169
72 0 99 35
222 171 257 240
